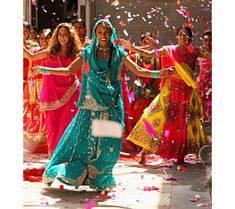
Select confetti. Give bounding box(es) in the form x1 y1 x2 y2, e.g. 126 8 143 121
143 186 160 191
129 91 135 102
85 198 96 209
196 202 209 207
164 18 169 28
142 118 157 138
134 79 141 87
123 29 128 37
190 198 199 202
142 17 146 22
111 0 119 7
206 88 212 96
177 165 186 172
164 130 170 137
104 15 110 20
119 20 126 27
154 49 159 56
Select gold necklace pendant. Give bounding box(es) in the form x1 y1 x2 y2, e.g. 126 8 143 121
98 47 109 56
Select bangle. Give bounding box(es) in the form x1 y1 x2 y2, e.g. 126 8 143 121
151 71 160 78
39 67 51 75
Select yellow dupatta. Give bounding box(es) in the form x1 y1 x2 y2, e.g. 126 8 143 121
174 61 197 89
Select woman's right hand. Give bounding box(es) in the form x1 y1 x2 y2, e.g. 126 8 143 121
159 67 174 77
119 38 132 50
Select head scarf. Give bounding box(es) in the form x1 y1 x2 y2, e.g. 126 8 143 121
79 19 127 109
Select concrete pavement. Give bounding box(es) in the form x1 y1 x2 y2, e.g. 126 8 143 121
23 152 210 209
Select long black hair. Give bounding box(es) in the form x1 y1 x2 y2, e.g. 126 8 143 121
177 25 193 43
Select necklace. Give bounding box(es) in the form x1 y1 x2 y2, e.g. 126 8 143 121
98 46 110 56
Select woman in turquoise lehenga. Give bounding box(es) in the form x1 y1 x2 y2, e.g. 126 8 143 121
36 19 172 191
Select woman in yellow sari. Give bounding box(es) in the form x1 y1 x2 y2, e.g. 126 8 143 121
120 25 211 163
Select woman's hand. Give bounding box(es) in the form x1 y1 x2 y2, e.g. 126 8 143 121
159 67 174 77
28 66 41 78
119 38 132 50
145 35 157 49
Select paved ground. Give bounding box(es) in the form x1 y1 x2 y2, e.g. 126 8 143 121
23 152 211 209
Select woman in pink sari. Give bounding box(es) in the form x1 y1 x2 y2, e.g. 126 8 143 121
24 23 82 156
120 25 211 163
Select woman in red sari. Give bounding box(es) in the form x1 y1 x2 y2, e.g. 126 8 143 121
23 22 47 153
120 26 211 164
24 23 82 156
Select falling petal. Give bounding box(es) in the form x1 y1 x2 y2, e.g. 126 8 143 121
123 29 128 37
111 0 119 7
119 20 126 27
196 202 209 207
164 130 170 137
104 15 110 20
85 198 96 209
190 198 199 202
142 118 157 138
177 165 186 172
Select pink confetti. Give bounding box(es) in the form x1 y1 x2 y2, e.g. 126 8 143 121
119 20 126 27
164 130 170 137
196 202 209 207
154 48 159 56
104 15 110 20
111 193 117 199
164 18 169 28
129 91 135 102
142 118 157 138
85 198 96 209
143 186 160 191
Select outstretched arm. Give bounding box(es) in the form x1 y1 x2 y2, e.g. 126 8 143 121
123 55 173 78
34 54 84 76
23 47 48 61
119 38 163 58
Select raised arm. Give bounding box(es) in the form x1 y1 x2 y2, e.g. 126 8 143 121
123 55 173 78
23 47 48 61
35 54 84 76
